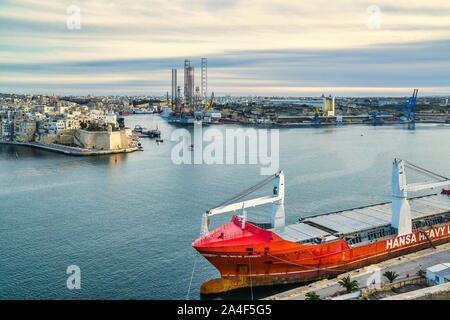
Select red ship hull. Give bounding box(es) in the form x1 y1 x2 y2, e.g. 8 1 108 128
192 216 450 294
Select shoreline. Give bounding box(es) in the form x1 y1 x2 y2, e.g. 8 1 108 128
0 140 141 156
164 118 449 127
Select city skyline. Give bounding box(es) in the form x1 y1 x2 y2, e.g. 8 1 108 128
1 0 450 96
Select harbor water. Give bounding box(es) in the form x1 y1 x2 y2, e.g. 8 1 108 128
0 115 449 299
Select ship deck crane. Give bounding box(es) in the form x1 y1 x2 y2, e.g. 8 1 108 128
392 158 449 236
201 171 285 236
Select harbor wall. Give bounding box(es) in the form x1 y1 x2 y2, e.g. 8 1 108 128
36 130 76 146
75 129 130 150
381 282 450 300
361 277 426 298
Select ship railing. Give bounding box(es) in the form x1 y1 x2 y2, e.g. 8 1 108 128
247 221 272 230
195 230 249 246
347 233 395 248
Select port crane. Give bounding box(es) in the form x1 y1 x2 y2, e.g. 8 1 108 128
201 171 285 236
395 89 418 122
308 107 325 125
392 158 449 236
205 92 214 111
368 111 386 124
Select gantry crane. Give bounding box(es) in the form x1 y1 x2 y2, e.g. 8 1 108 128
395 89 418 122
308 107 325 125
205 92 214 111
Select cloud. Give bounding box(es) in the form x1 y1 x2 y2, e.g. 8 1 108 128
0 0 449 95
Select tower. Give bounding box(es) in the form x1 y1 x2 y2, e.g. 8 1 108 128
391 159 412 236
201 58 208 106
184 59 194 109
171 69 177 107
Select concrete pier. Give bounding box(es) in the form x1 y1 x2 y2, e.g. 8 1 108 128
0 140 141 156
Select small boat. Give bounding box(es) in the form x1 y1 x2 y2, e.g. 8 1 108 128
156 138 163 143
150 129 161 138
141 128 160 138
188 144 194 150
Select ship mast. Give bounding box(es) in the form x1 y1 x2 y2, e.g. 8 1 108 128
392 158 449 236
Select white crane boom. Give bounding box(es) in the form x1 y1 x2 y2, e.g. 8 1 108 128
207 195 281 216
406 180 449 192
200 171 285 236
392 158 449 237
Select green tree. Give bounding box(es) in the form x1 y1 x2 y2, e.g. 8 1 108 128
338 276 359 293
383 271 399 283
416 269 426 278
305 291 321 300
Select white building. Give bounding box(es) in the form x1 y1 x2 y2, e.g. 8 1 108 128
89 110 104 120
207 111 222 119
103 113 117 126
47 120 66 133
426 263 450 285
0 120 11 138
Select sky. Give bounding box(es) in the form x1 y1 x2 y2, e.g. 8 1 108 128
1 0 450 97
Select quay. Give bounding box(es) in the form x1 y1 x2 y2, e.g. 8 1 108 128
0 140 141 156
263 242 450 300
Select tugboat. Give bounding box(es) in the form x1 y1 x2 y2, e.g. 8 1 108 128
192 159 450 294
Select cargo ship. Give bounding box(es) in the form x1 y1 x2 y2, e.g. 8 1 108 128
192 159 450 294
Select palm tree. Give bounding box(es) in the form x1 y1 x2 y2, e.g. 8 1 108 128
305 291 321 300
383 271 399 283
338 275 359 293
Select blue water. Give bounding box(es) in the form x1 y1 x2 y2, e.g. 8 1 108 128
0 115 449 299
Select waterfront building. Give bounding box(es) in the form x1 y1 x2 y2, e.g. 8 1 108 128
46 120 66 134
0 120 11 138
426 263 450 285
15 119 37 142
